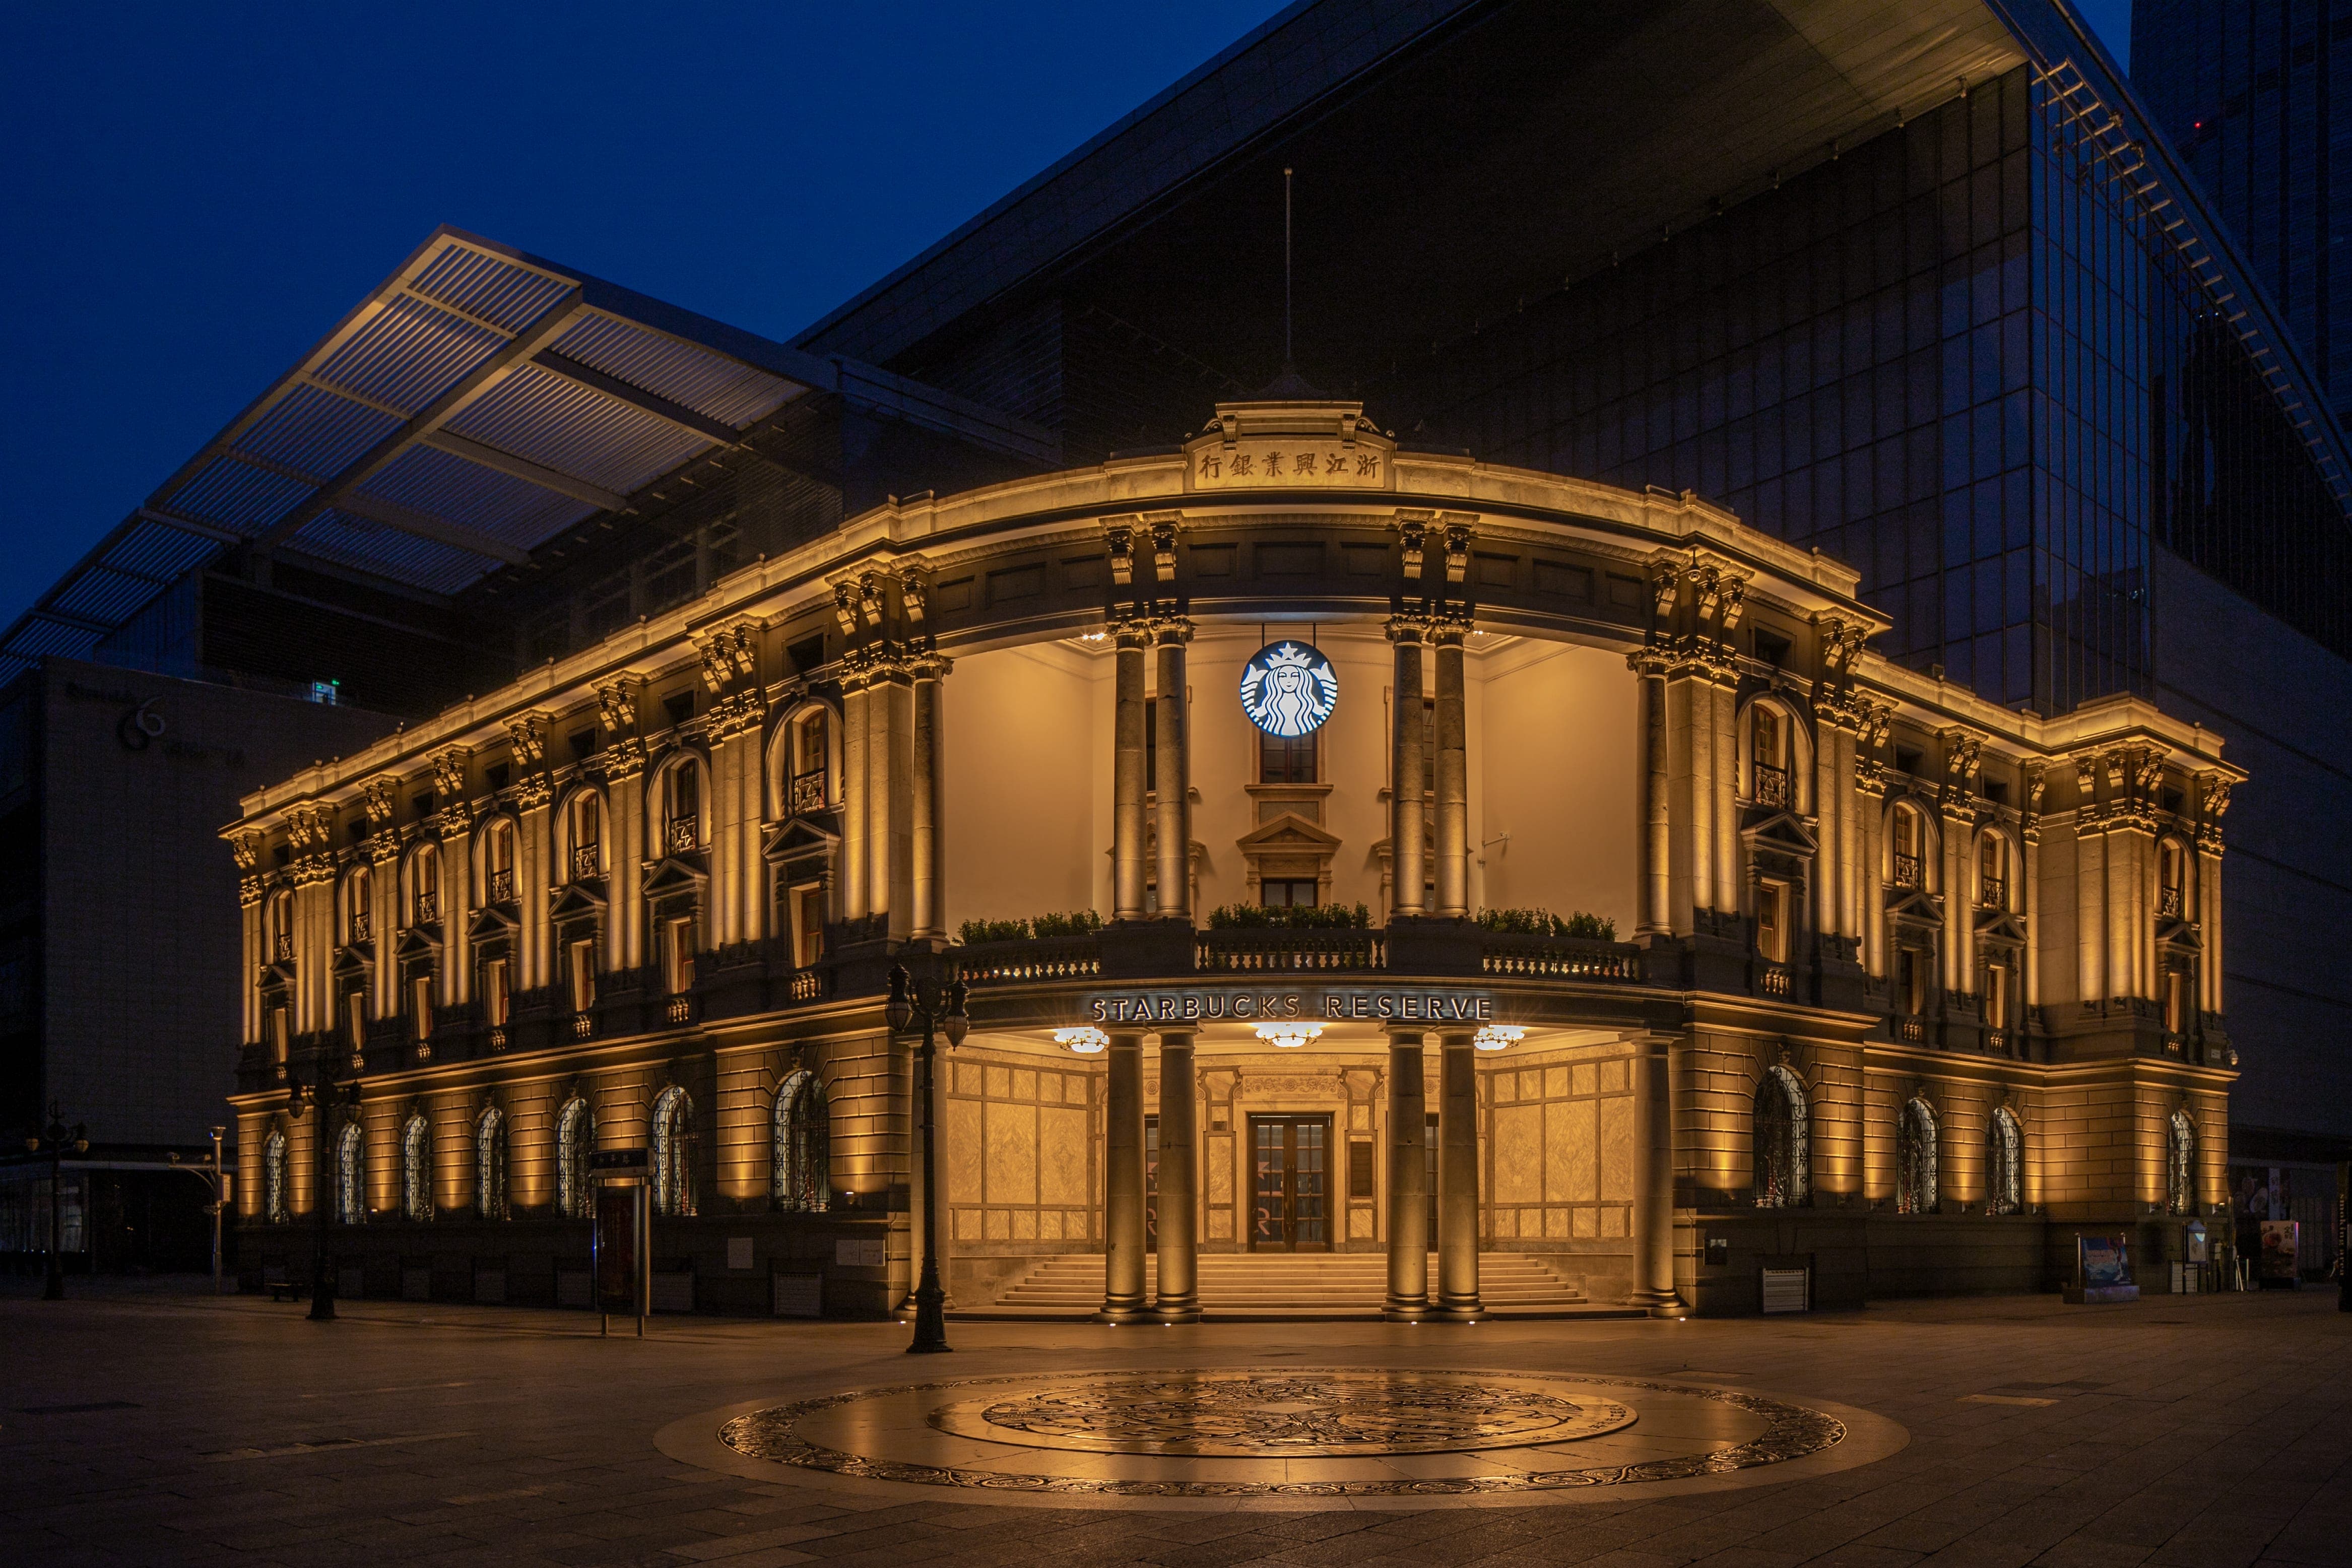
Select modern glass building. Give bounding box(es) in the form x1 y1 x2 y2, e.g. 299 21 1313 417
795 0 2352 1163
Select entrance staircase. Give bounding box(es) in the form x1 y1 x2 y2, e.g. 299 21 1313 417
967 1252 1635 1319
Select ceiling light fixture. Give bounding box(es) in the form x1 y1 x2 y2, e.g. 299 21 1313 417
1053 1026 1108 1055
1473 1025 1526 1052
1254 1022 1324 1050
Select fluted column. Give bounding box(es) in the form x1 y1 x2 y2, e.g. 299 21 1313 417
1434 1028 1482 1319
1667 673 1708 930
1100 1029 1148 1321
868 663 914 941
1153 619 1193 922
1387 616 1426 919
1433 616 1469 917
1154 1029 1199 1322
839 664 871 924
1630 1033 1681 1314
1112 619 1150 922
911 654 951 940
1383 1027 1430 1319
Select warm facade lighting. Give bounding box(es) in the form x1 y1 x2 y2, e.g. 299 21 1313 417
1474 1025 1526 1052
1254 1022 1323 1050
1053 1026 1108 1055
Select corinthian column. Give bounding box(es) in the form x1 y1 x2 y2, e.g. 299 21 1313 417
1432 615 1469 917
1153 618 1193 922
1112 618 1150 921
1154 1029 1199 1322
1434 1028 1482 1319
1387 615 1426 919
839 658 871 924
1384 1027 1429 1319
1099 1029 1148 1321
910 654 951 940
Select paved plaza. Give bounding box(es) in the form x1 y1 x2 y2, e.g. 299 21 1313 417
1 1282 2345 1568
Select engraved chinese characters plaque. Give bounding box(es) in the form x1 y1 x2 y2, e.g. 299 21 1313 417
1189 442 1388 490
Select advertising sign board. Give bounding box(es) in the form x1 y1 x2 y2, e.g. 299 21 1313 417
2066 1232 2138 1303
2259 1219 2302 1286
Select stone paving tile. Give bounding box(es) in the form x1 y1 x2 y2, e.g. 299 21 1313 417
3 1284 2347 1568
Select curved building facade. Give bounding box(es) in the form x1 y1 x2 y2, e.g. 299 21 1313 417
224 399 2244 1315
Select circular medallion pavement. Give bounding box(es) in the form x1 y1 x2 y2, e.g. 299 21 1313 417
692 1367 1883 1504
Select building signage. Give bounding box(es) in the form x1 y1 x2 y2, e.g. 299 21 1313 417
589 1147 649 1172
1190 441 1387 490
1238 642 1339 737
1085 988 1491 1024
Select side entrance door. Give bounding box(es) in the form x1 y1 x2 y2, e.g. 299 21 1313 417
1250 1115 1331 1251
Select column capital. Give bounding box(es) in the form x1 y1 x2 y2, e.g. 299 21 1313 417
1382 1022 1429 1044
1384 612 1431 644
1111 611 1155 650
907 651 953 681
1427 610 1472 648
1150 614 1195 647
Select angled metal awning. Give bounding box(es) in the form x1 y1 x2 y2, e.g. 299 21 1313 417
0 228 833 681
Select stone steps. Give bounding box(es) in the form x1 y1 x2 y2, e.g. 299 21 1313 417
965 1252 1636 1319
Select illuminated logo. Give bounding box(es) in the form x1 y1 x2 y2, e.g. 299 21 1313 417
1238 641 1339 738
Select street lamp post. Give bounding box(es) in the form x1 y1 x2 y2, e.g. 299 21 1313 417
287 1052 353 1323
24 1106 89 1301
170 1126 229 1295
885 962 968 1355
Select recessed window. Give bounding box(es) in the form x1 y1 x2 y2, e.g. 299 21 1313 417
1893 744 1923 776
1755 881 1788 962
1261 879 1319 908
1754 629 1790 667
487 762 510 791
569 729 598 760
663 691 693 726
1261 727 1318 785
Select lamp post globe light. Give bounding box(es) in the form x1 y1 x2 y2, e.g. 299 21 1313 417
886 962 968 1354
25 1106 89 1301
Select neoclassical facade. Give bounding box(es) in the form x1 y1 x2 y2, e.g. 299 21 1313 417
225 400 2243 1316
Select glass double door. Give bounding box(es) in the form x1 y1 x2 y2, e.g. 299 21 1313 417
1251 1115 1330 1251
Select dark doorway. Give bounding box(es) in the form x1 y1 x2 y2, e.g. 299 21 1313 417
1250 1115 1330 1251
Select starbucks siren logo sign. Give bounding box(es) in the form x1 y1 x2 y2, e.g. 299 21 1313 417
1238 642 1339 737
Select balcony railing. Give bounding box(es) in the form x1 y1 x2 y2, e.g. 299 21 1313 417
414 890 438 924
2158 885 2182 919
1480 931 1643 982
569 1010 595 1040
1978 877 2005 909
1196 929 1386 972
1898 1015 1927 1042
573 845 601 881
1753 762 1790 810
789 768 827 817
272 933 294 962
1984 1029 2008 1055
788 967 830 1002
488 869 514 904
667 816 698 855
487 1025 508 1052
349 912 371 943
666 994 696 1026
1893 853 1922 888
1758 963 1791 998
958 936 1103 984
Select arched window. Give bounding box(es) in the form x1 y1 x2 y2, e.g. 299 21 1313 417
786 706 831 815
1750 704 1790 808
476 1106 507 1220
268 889 296 964
2159 838 2187 921
345 865 373 944
1897 1098 1939 1214
556 1097 595 1220
1890 804 1926 888
651 1086 696 1218
264 1129 289 1223
1987 1108 2023 1216
336 1121 365 1224
1977 833 2008 910
401 1113 432 1221
569 792 604 882
1752 1066 1809 1209
483 819 517 905
661 757 704 855
2167 1108 2197 1215
771 1071 831 1213
411 842 441 925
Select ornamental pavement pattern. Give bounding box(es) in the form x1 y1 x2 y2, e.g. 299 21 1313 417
0 1285 2346 1567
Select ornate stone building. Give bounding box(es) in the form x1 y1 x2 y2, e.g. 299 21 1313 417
225 400 2243 1316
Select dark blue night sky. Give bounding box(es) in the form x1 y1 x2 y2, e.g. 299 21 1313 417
0 1 2132 632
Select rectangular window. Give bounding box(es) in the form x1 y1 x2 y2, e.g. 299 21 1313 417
270 1004 290 1062
1983 961 2007 1029
1261 879 1319 908
793 885 826 968
1898 948 1927 1016
1260 727 1318 784
2165 969 2187 1033
1756 882 1788 962
345 991 366 1051
410 974 434 1043
568 940 597 1013
663 918 696 996
482 959 509 1027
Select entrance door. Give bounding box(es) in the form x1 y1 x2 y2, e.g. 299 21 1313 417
1250 1115 1330 1251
